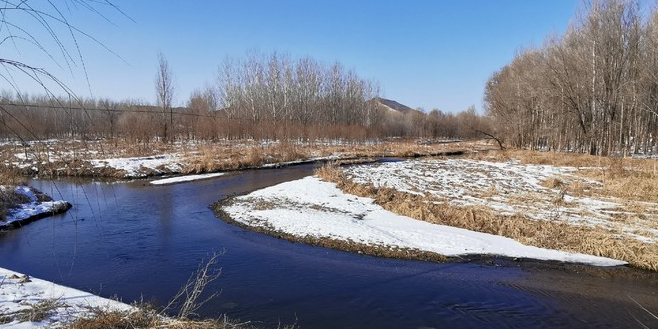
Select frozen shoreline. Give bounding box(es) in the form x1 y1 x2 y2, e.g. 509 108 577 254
3 138 487 179
1 186 71 229
150 172 226 185
0 267 131 328
221 176 627 267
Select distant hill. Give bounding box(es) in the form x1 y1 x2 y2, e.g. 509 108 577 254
374 97 414 114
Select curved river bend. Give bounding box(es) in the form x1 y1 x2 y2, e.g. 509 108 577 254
1 164 657 329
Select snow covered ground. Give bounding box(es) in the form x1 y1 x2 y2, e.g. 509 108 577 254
222 176 626 266
0 267 131 328
5 147 341 179
345 159 658 244
150 172 225 185
1 186 70 229
260 155 340 168
90 154 183 178
1 138 488 179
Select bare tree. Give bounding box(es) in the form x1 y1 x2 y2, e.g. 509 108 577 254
485 0 655 156
155 52 175 141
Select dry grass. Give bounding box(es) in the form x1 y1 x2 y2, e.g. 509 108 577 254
1 138 497 178
16 299 65 323
540 177 565 189
0 166 27 186
469 149 599 167
471 149 658 203
0 185 69 226
65 308 159 329
0 298 66 325
182 139 487 174
65 307 297 329
316 163 658 271
0 187 31 222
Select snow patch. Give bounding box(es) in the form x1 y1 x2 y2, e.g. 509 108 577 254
223 176 626 267
344 159 658 243
0 267 131 328
1 186 70 228
150 173 225 185
89 154 182 177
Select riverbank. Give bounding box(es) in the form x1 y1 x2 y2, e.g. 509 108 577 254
216 175 626 267
2 165 657 328
1 138 493 179
315 155 658 270
0 185 71 230
0 266 296 329
0 266 131 328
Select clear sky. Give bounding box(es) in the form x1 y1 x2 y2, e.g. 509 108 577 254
4 0 653 113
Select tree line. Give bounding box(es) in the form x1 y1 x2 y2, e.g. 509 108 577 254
486 0 658 156
1 51 488 143
193 51 384 140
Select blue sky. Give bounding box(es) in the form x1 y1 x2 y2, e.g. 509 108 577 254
6 0 651 112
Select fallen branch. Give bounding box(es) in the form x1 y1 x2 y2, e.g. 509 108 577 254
469 126 505 150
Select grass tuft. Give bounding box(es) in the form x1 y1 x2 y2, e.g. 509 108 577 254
65 306 163 329
0 166 27 186
65 306 297 329
0 298 67 324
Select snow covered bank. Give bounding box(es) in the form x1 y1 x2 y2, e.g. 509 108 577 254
344 159 658 244
0 186 71 229
93 154 341 180
151 172 225 185
90 154 183 178
2 138 492 179
0 267 131 328
221 176 626 267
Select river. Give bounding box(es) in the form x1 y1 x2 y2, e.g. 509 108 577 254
0 164 657 329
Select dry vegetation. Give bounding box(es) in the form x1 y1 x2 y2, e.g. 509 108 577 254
0 298 72 326
5 252 298 329
470 149 658 203
0 167 31 222
315 154 658 271
1 139 495 178
0 188 30 222
0 166 27 186
64 306 292 329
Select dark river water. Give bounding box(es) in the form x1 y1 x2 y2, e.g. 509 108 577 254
1 164 657 329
